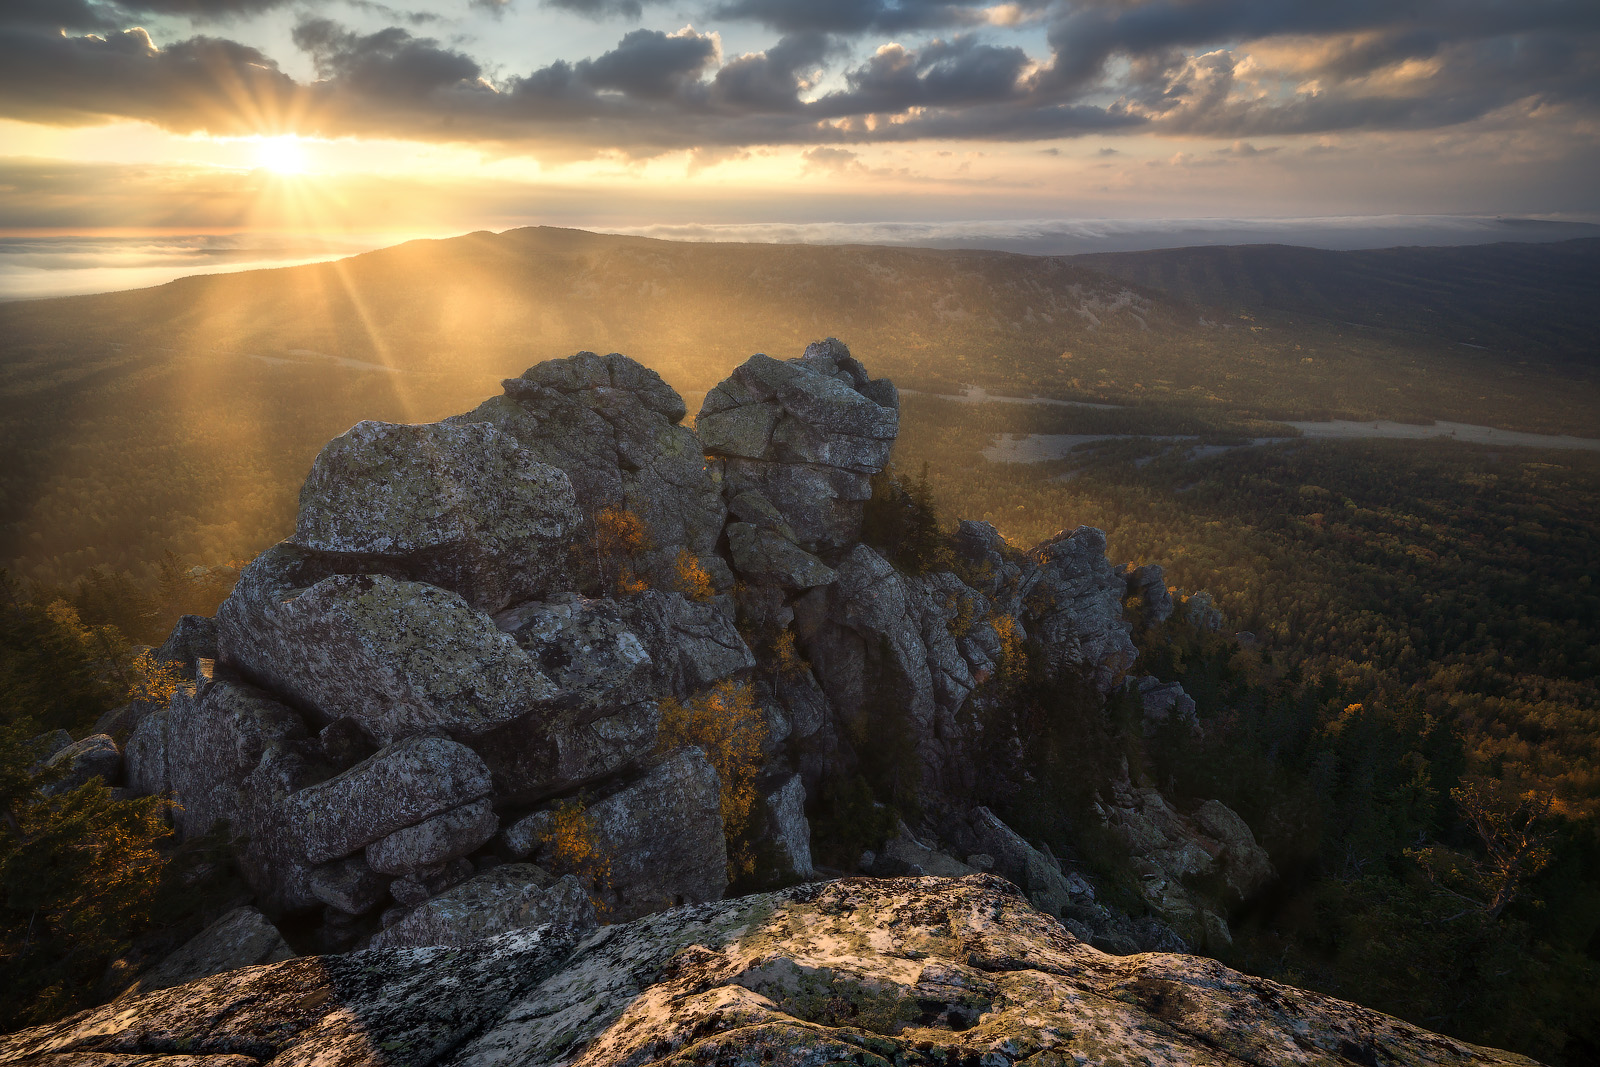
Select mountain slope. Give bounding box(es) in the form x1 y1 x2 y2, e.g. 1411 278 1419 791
1076 238 1600 357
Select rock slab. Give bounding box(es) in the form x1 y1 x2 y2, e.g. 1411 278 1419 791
1 877 1536 1067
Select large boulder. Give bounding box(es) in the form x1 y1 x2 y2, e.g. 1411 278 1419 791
474 700 660 807
366 799 499 877
154 614 217 679
451 351 729 591
218 545 560 744
281 736 493 867
1020 525 1138 694
292 420 581 613
492 594 655 710
618 591 754 699
124 707 171 798
510 747 728 922
164 677 307 840
698 340 899 552
762 773 815 878
115 907 293 1001
370 865 596 951
1194 799 1276 899
4 878 1535 1067
38 734 121 796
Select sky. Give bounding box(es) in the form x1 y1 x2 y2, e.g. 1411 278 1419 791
1 0 1598 287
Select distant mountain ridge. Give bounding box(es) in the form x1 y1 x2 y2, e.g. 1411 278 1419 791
1075 238 1600 358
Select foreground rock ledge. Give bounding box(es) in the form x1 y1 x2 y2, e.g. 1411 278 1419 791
0 877 1534 1067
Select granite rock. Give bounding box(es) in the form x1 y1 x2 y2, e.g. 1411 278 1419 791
292 420 581 613
0 878 1533 1067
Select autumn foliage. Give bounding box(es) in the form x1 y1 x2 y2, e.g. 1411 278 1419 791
657 681 768 875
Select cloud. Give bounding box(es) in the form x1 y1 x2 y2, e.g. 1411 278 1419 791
0 0 1597 160
7 0 294 31
542 0 644 19
577 27 720 98
293 20 483 99
707 0 1051 34
801 145 865 173
710 32 838 110
0 25 302 132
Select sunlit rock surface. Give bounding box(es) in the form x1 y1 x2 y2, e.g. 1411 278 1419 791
0 877 1535 1067
293 420 582 614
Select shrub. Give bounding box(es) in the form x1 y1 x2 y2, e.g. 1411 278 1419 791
593 504 653 596
671 548 715 602
657 681 768 876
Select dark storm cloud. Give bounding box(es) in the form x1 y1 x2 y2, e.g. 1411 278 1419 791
577 27 720 97
707 0 1050 34
1 0 1597 154
5 0 293 31
709 32 838 110
292 19 483 98
1039 0 1600 91
826 36 1032 111
0 23 301 132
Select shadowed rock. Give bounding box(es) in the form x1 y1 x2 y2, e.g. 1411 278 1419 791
38 734 121 796
115 907 292 1002
699 339 899 552
282 736 493 866
510 747 727 922
370 865 595 951
1021 525 1138 694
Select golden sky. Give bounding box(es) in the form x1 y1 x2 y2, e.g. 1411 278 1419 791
1 0 1597 237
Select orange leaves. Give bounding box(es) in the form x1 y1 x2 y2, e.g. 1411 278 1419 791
657 680 768 876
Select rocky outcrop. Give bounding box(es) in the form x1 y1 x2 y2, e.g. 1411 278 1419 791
1131 675 1200 737
452 351 730 591
1021 525 1138 694
1097 772 1275 946
119 340 1256 962
2 878 1534 1067
1122 561 1175 625
699 339 898 551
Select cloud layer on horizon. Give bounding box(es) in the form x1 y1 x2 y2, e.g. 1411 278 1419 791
0 0 1595 161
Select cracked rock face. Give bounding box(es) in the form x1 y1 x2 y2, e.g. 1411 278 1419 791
219 546 560 744
452 351 729 592
1021 525 1139 695
293 420 582 613
1 877 1533 1067
699 339 899 552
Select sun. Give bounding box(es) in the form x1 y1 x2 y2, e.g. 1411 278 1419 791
254 135 308 175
